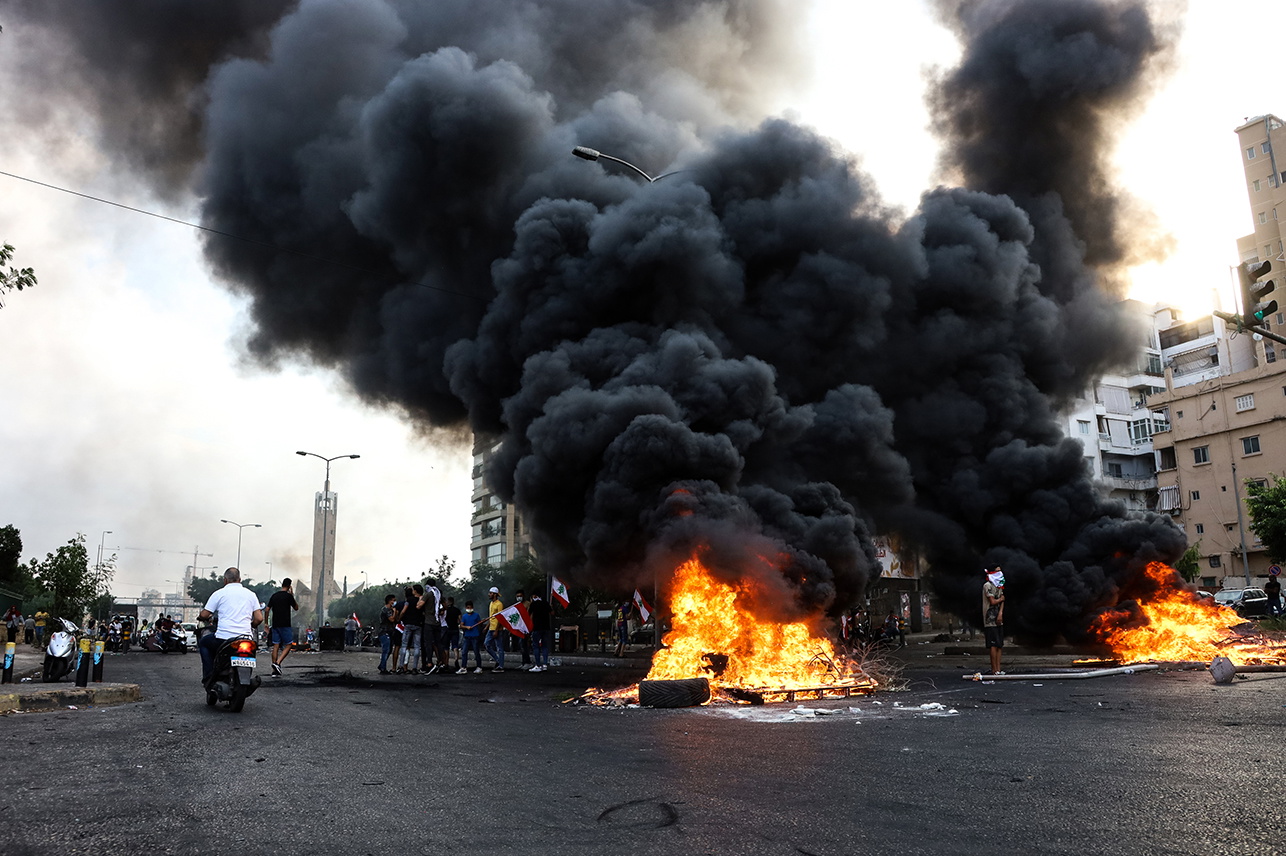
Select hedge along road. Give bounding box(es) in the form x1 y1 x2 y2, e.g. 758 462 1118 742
3 647 1278 856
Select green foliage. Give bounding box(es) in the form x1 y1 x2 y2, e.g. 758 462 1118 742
459 554 544 607
1244 474 1286 563
0 242 37 308
0 524 35 597
27 533 113 621
188 571 277 607
326 577 420 627
1174 542 1202 584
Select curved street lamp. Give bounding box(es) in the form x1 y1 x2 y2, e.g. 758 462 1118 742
296 451 360 625
571 146 685 183
219 519 261 570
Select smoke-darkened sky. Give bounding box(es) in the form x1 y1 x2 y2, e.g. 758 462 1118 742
0 1 1272 633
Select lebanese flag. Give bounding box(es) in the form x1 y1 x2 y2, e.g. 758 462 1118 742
633 589 653 623
550 576 571 609
497 602 532 637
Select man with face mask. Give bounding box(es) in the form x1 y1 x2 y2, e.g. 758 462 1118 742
458 600 485 673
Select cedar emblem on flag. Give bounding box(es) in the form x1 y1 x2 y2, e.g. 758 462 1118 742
497 602 532 637
550 575 571 608
632 589 653 623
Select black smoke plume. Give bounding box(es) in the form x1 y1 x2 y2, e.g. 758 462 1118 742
6 0 1187 639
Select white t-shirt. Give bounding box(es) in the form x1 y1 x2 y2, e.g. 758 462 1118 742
204 582 261 640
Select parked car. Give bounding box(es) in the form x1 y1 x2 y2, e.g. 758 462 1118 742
1214 587 1270 617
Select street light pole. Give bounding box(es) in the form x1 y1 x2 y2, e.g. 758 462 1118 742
571 146 685 183
97 530 112 575
296 451 360 627
220 519 262 570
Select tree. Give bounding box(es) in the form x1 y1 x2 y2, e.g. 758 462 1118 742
0 524 35 597
188 572 277 606
0 243 37 308
28 533 114 621
1245 475 1286 563
1174 542 1202 584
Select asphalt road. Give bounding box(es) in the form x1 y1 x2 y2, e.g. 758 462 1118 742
2 647 1280 856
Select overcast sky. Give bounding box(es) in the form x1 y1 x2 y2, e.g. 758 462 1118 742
0 1 1272 601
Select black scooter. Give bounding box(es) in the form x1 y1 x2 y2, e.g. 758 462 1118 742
202 633 261 713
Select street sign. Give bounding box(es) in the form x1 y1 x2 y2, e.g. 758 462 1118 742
1269 565 1281 577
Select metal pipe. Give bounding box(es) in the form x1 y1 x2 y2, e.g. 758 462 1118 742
964 664 1159 681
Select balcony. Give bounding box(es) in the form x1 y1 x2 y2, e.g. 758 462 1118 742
1101 474 1158 492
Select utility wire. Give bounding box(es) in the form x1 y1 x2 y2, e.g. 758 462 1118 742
0 168 487 302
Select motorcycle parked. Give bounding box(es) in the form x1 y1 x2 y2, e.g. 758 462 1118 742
203 635 261 713
42 618 80 683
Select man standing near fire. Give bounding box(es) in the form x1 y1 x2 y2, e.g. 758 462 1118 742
983 565 1005 675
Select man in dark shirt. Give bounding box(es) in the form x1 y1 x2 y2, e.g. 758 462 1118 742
266 578 299 677
528 592 552 672
443 596 462 672
377 594 397 674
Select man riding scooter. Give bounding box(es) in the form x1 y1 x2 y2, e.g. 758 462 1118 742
197 567 263 685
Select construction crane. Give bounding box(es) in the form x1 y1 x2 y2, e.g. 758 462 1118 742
111 545 215 583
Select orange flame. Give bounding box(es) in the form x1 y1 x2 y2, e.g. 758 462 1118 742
1091 562 1284 665
645 554 871 693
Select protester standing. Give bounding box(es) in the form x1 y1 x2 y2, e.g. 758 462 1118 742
4 606 21 643
443 596 462 671
398 585 425 674
1266 573 1282 616
484 587 505 672
377 594 397 674
265 578 300 677
528 592 551 672
459 600 485 673
983 565 1006 676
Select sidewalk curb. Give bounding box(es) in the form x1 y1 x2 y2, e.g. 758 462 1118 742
0 682 142 713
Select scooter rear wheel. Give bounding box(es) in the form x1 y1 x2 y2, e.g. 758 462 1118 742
228 685 247 713
205 690 217 706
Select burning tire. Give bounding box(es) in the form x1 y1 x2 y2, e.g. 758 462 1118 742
639 678 711 708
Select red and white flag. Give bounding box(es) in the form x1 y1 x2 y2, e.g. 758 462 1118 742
497 602 532 637
550 575 571 609
633 589 653 623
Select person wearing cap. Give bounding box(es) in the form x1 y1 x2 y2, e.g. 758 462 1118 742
484 586 505 672
982 565 1005 675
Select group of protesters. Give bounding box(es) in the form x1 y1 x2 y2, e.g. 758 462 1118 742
3 605 50 647
374 581 554 676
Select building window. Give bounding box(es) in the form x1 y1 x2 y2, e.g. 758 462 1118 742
1201 576 1216 588
1254 179 1262 192
1128 419 1155 444
1191 490 1201 501
1105 462 1124 478
1077 420 1091 435
1175 410 1183 418
1156 446 1177 470
1235 393 1255 412
1193 445 1210 465
1243 435 1261 455
1195 523 1204 535
1274 209 1279 220
1259 212 1268 224
1264 142 1272 153
1267 343 1277 363
1208 555 1221 568
1248 147 1257 160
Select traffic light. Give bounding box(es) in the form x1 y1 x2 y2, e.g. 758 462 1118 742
1240 260 1277 328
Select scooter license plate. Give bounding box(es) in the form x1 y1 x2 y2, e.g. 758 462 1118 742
231 656 256 669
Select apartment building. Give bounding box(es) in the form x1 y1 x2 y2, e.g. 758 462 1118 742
469 434 534 567
1139 116 1286 588
1234 114 1286 273
1060 300 1169 512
